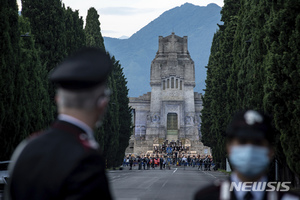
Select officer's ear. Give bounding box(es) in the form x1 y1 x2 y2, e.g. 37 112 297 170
96 97 109 113
226 137 234 154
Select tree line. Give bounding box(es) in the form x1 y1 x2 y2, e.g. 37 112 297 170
201 0 300 184
0 0 132 168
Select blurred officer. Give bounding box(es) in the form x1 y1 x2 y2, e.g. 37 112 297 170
194 110 300 200
5 47 113 200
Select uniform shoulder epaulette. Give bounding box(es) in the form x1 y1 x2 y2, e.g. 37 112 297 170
77 133 99 150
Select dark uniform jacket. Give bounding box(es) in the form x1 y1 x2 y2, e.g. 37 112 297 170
6 120 112 200
194 178 300 200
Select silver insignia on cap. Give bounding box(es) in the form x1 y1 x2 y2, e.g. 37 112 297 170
244 110 263 125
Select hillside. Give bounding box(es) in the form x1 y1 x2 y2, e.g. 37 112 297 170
104 3 222 97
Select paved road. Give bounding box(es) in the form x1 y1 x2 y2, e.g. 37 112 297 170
107 165 229 200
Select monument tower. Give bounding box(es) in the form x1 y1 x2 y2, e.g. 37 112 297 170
127 33 210 156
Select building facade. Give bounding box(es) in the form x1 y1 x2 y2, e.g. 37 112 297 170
127 33 211 156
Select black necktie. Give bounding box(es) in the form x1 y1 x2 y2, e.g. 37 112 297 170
244 192 253 200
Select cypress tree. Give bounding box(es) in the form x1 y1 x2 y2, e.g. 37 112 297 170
263 0 300 177
21 0 67 72
64 6 86 55
85 7 105 49
0 0 20 160
231 0 254 109
96 71 120 168
231 0 270 110
106 75 120 168
201 0 240 169
21 0 67 121
201 30 227 168
111 56 132 167
202 0 300 181
84 7 132 167
18 16 51 136
201 55 218 156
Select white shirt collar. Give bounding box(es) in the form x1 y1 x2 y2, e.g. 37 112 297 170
231 172 267 200
58 114 95 140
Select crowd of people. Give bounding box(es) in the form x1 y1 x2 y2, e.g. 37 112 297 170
122 154 214 171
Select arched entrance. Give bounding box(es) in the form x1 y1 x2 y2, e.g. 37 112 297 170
167 113 178 141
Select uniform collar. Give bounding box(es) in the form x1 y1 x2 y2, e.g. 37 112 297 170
231 172 267 200
58 114 95 140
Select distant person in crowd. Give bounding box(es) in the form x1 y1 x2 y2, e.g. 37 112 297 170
151 157 155 169
192 156 196 167
129 154 133 170
5 47 113 200
207 156 212 171
123 156 127 167
203 156 207 171
198 156 203 171
163 156 166 169
143 156 146 170
154 157 158 168
167 156 172 170
194 110 300 200
188 156 191 166
182 156 188 170
203 155 211 171
160 155 164 170
137 156 141 170
146 156 150 170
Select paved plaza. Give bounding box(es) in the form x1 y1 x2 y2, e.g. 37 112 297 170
107 166 229 200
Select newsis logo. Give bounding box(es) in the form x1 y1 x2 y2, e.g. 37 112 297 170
229 182 291 192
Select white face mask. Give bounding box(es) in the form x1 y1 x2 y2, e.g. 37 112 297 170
229 145 270 177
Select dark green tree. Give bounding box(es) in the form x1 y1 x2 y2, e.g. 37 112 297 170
85 7 131 168
231 0 270 110
18 16 51 136
0 0 20 160
201 31 225 167
202 0 300 183
111 56 132 167
201 0 240 169
263 0 300 178
64 6 86 55
85 7 105 49
96 72 120 168
21 0 67 122
21 0 67 72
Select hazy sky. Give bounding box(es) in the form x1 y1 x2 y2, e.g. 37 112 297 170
17 0 224 38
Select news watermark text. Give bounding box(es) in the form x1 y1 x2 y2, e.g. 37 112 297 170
229 182 291 192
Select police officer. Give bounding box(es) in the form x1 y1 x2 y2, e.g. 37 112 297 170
5 47 112 200
194 110 300 200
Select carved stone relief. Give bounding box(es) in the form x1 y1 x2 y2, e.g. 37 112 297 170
185 115 195 125
147 113 161 124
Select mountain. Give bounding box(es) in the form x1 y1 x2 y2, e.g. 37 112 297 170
118 35 129 39
104 3 222 97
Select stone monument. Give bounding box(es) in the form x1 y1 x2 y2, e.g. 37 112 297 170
126 33 211 156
